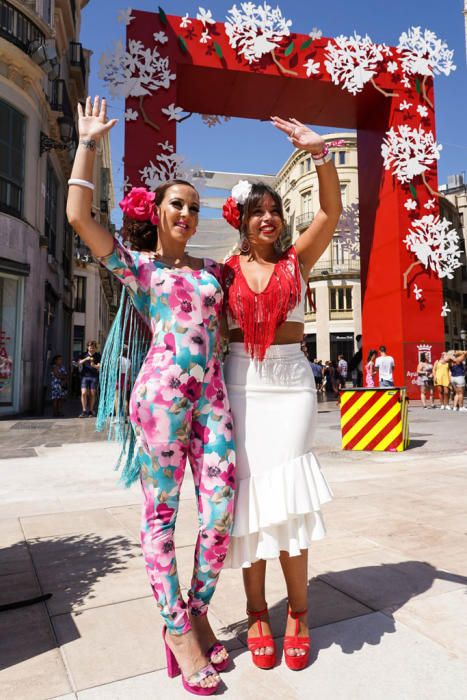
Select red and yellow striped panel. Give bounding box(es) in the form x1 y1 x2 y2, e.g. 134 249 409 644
340 389 410 451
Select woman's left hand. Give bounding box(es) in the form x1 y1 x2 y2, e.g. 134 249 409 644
270 116 325 155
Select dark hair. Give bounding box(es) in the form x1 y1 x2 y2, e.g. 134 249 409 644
379 345 386 353
367 349 377 362
239 183 286 238
122 179 198 251
51 355 62 365
87 340 97 347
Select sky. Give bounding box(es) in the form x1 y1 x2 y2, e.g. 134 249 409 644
80 1 467 224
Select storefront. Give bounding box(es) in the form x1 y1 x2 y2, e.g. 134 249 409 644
0 259 28 415
330 332 354 365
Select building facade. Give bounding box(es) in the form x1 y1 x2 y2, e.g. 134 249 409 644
0 0 91 415
275 133 360 363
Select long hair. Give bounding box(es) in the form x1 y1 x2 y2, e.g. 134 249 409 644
238 183 286 238
122 179 198 251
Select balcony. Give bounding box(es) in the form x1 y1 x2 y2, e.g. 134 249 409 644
0 0 45 53
70 41 87 86
47 79 73 120
297 211 314 232
0 175 22 218
329 309 353 320
310 258 360 278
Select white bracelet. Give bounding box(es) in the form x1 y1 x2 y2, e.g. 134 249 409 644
68 178 95 191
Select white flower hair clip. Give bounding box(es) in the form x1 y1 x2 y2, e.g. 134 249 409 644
231 179 253 204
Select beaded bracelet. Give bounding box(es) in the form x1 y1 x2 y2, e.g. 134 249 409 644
68 178 95 191
311 144 332 166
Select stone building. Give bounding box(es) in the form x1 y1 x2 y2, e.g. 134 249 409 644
275 133 361 363
0 0 112 415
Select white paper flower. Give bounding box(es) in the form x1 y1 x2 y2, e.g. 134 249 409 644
159 140 174 153
399 100 412 111
153 31 168 44
404 198 417 211
232 179 253 204
381 125 442 184
124 108 139 121
225 2 292 64
200 29 211 44
304 59 321 76
413 284 423 300
309 27 322 40
402 75 411 88
387 60 398 73
398 27 456 77
403 214 463 280
123 175 132 191
417 105 429 118
324 33 385 95
117 8 134 25
424 198 436 210
161 103 185 121
140 150 188 190
197 7 216 26
99 39 176 98
441 302 451 317
180 13 192 28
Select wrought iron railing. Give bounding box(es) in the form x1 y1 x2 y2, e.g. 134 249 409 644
297 211 314 230
70 41 86 83
0 0 45 53
47 79 73 119
310 259 360 276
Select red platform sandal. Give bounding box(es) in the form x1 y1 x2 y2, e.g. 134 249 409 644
246 607 276 670
283 608 310 671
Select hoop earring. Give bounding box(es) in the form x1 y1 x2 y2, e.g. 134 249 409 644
240 236 251 254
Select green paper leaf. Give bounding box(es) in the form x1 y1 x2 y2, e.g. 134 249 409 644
415 77 421 95
158 6 168 26
213 42 223 59
284 41 295 57
300 38 312 50
409 184 418 200
178 36 189 54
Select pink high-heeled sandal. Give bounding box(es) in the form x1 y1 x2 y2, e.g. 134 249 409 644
207 642 229 672
162 626 221 696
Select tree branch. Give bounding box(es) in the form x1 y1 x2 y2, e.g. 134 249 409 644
421 172 449 202
370 78 398 98
271 49 298 77
421 75 434 110
403 260 423 289
139 95 160 132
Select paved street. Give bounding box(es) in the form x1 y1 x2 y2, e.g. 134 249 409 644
1 401 467 699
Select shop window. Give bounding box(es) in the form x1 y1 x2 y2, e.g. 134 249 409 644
0 275 21 407
0 99 25 218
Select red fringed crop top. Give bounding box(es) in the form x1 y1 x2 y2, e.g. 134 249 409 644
222 246 304 361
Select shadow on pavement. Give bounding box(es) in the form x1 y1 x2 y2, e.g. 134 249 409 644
0 533 137 671
224 560 467 657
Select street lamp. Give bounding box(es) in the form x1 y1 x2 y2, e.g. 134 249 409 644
460 329 467 350
40 117 75 156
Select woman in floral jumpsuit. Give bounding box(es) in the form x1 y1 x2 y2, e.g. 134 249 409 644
66 96 234 695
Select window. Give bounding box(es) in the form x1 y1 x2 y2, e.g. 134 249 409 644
44 162 58 256
73 324 85 358
301 189 312 214
74 276 86 313
339 151 346 165
329 287 353 311
300 161 304 176
304 286 316 314
332 236 346 265
0 99 25 218
340 184 348 207
305 157 311 172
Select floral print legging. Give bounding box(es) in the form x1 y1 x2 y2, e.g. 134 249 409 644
98 241 236 635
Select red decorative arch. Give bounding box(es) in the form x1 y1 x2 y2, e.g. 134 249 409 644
118 10 449 396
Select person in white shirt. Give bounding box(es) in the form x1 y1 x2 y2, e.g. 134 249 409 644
375 345 395 387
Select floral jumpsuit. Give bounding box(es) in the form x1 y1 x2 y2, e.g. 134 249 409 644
100 241 236 634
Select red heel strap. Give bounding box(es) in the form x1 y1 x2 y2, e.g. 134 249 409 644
247 607 269 618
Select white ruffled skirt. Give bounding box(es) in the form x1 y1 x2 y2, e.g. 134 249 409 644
223 343 333 569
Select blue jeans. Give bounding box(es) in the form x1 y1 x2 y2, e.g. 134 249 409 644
379 379 394 388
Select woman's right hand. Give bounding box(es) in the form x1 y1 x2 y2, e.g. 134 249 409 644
77 96 118 143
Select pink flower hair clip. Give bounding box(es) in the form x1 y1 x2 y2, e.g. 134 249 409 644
119 187 160 226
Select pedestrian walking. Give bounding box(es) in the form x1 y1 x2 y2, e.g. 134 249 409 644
375 346 395 387
416 353 435 408
337 354 348 388
77 340 101 417
364 349 378 388
50 354 67 417
221 115 341 671
349 334 363 387
66 96 235 694
309 358 324 391
433 352 451 410
449 350 466 411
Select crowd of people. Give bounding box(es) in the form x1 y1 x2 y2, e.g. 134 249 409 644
416 349 467 411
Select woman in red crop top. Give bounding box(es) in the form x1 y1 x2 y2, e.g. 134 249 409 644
221 116 342 671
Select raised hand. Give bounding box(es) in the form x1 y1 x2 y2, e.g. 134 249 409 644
77 96 118 143
270 116 325 155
